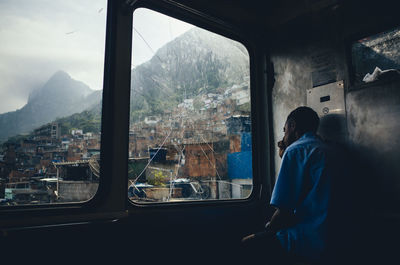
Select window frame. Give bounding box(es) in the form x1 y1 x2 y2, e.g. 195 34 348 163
345 21 400 90
0 0 272 226
126 1 266 209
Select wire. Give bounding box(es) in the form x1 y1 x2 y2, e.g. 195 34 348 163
199 133 215 152
132 130 172 184
198 142 222 181
185 113 237 183
133 27 163 64
129 24 251 194
132 104 187 184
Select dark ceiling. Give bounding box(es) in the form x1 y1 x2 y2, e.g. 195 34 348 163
164 0 341 30
161 0 400 42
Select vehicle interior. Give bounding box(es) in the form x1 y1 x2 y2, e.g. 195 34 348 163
1 0 400 264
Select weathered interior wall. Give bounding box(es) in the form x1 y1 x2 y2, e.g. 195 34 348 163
271 48 308 176
346 80 400 209
267 6 400 262
270 38 347 178
269 9 400 212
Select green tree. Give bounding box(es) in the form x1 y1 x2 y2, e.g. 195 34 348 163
148 170 169 186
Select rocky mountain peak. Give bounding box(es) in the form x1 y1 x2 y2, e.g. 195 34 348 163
0 71 98 142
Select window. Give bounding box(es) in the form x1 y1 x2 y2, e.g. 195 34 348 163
0 0 107 206
352 27 400 84
128 8 252 203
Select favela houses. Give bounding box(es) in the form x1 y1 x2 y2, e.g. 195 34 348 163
0 18 252 205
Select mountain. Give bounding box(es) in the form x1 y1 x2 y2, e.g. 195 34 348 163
54 28 249 134
0 71 101 142
130 27 249 120
0 27 250 142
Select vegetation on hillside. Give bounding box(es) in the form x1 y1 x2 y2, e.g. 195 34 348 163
56 110 101 135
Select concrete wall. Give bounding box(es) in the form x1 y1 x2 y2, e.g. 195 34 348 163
58 181 98 202
231 179 252 199
346 81 400 208
270 40 346 178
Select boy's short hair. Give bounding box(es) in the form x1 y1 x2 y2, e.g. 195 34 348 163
287 106 320 134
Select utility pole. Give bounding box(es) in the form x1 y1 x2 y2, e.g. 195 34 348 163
56 167 59 200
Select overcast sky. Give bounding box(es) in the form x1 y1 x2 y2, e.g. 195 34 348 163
0 2 192 114
132 8 193 68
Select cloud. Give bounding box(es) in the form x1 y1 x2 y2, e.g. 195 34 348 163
0 2 193 114
132 8 194 67
0 0 107 114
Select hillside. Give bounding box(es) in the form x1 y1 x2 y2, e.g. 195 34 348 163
0 71 101 142
130 27 249 121
1 26 249 143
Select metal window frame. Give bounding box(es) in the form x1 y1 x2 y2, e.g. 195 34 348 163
126 0 272 209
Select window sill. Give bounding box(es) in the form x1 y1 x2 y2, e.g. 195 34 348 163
349 74 400 92
0 210 128 230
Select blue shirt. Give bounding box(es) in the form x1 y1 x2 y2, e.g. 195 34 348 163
271 132 336 262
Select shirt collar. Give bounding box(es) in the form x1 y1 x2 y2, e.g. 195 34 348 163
300 132 316 139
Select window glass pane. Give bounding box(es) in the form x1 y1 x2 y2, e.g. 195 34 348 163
0 0 107 206
352 27 400 84
129 8 252 203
